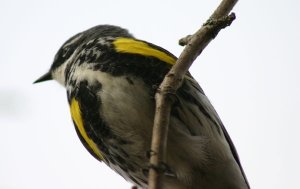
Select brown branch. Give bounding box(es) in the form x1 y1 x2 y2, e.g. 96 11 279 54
147 0 238 189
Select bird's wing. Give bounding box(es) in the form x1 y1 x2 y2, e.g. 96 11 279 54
174 75 249 187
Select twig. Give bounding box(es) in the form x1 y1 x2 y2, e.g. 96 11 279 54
147 0 238 189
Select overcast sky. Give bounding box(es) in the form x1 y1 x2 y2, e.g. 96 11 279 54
1 0 299 188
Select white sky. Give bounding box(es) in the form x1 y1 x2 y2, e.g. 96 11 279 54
1 0 299 188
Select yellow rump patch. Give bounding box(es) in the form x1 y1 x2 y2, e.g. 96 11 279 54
70 98 104 160
113 38 176 65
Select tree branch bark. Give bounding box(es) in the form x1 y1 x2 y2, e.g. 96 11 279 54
148 0 238 189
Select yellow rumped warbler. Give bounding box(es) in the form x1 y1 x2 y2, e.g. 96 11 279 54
34 25 249 189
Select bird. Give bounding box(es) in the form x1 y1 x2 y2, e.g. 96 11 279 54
34 25 250 189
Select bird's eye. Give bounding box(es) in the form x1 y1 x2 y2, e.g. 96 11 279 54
62 47 69 57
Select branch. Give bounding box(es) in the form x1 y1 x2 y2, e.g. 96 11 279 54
148 0 238 189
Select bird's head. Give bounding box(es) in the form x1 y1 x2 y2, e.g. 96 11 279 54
34 25 133 86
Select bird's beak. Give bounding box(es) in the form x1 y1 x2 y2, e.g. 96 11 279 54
33 71 52 84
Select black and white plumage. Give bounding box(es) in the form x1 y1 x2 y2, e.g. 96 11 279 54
34 25 250 189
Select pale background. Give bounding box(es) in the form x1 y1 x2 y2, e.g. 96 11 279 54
1 0 299 188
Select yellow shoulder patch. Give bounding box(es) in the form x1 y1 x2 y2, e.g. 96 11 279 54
113 38 176 65
70 98 104 160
